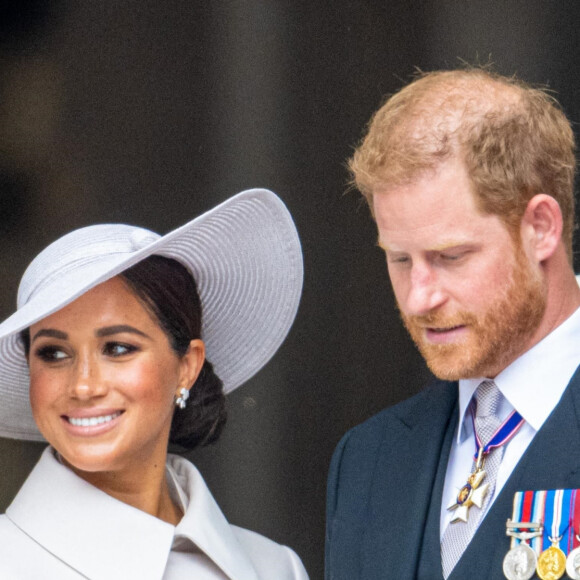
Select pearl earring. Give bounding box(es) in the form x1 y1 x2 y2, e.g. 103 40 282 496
175 387 190 409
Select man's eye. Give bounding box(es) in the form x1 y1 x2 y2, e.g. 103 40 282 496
103 343 138 357
388 255 410 264
34 346 68 362
440 251 468 262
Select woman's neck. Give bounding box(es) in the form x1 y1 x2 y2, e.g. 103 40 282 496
64 452 184 526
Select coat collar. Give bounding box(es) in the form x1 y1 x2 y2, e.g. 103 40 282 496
167 454 258 580
7 448 258 580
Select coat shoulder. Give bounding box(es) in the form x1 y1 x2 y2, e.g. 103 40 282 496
326 379 456 525
331 379 454 466
232 526 309 579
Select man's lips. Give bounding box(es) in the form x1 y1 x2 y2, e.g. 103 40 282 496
424 324 468 344
427 325 465 333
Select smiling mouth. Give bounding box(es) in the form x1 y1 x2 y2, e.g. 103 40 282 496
66 411 123 427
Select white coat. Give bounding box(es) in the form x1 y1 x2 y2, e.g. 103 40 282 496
0 447 309 580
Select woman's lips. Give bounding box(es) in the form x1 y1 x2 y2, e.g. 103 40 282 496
66 411 123 427
61 410 124 436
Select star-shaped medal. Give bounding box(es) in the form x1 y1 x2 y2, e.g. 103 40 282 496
447 468 489 523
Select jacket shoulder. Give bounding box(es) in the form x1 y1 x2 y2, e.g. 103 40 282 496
326 379 455 529
232 526 309 579
325 380 456 579
332 379 454 461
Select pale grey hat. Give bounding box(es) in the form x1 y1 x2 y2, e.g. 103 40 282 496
0 188 303 441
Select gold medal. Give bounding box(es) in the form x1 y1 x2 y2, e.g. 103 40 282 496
536 545 566 580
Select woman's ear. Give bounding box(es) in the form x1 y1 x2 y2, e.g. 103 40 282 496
177 339 205 393
521 194 562 262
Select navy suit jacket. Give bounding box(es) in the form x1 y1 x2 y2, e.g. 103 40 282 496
325 366 580 579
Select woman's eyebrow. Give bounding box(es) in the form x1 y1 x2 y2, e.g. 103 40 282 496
96 325 150 339
31 328 68 343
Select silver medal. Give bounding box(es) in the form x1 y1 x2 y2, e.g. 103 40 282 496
566 546 580 579
503 543 537 580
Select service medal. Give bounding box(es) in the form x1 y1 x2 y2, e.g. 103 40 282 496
537 546 566 580
447 467 489 523
502 543 537 580
449 404 524 524
566 546 580 579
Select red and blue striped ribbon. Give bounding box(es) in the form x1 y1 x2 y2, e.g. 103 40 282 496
511 489 577 556
471 409 525 460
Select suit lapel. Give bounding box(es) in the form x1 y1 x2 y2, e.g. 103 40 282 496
451 365 580 579
360 381 458 579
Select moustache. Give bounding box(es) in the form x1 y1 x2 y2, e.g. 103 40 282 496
402 310 478 329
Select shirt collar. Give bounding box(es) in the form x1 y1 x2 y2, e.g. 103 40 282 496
456 306 580 443
7 448 258 580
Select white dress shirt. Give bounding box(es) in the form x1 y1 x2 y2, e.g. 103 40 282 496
0 447 309 579
440 306 580 538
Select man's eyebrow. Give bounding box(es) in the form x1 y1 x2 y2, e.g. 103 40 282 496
429 241 472 252
31 329 68 343
376 239 389 251
376 239 471 252
95 325 150 339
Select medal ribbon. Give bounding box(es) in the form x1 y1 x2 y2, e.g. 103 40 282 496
471 408 525 461
542 488 571 552
567 489 578 553
511 490 543 553
532 490 547 555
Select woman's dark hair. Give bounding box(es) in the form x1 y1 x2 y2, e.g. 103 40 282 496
21 255 227 451
119 255 227 449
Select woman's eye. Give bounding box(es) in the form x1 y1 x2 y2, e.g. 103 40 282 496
103 342 138 357
34 346 68 362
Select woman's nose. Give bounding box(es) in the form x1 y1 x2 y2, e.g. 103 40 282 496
69 355 106 400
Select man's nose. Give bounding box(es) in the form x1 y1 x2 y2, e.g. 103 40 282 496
404 265 446 316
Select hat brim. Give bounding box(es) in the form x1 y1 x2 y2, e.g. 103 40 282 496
0 189 303 441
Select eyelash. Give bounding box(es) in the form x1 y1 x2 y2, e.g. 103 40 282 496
34 342 139 362
103 342 139 357
34 346 68 362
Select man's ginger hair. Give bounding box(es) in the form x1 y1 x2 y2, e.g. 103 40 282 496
349 69 576 260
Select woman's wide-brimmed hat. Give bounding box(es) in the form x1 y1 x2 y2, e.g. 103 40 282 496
0 189 303 441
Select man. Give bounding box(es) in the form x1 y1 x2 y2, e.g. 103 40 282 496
326 68 580 579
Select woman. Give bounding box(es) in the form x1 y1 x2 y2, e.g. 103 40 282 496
0 189 308 579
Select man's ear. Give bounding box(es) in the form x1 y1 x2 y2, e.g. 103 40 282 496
521 194 562 262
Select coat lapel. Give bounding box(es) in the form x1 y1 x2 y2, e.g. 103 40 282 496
451 364 580 579
7 448 175 580
360 381 458 579
7 448 260 580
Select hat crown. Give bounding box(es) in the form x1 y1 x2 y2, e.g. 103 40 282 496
18 224 160 308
